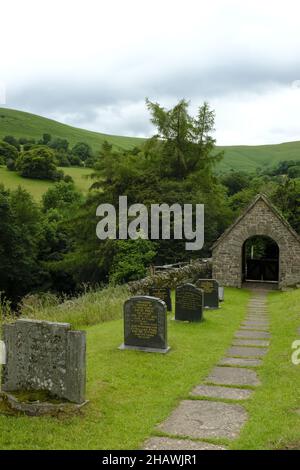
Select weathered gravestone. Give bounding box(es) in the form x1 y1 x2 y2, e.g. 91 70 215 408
149 287 172 311
1 319 86 404
196 279 219 309
120 296 170 353
175 284 204 322
219 286 224 302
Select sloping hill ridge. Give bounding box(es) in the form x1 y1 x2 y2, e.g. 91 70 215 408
1 107 300 173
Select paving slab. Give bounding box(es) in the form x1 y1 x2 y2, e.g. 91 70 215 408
235 330 270 339
227 346 268 357
191 384 253 400
206 366 260 386
144 437 226 450
244 317 268 320
218 357 262 367
243 321 269 327
157 400 248 440
244 317 270 326
240 325 269 332
232 339 270 347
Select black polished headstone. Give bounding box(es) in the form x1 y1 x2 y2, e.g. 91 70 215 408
175 283 204 322
119 296 170 353
149 287 172 311
196 279 219 309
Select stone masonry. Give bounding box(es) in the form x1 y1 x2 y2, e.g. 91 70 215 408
1 319 86 404
212 194 300 288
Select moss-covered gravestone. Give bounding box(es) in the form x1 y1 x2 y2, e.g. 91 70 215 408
196 279 219 309
175 283 204 322
149 287 172 311
119 296 170 353
1 319 86 406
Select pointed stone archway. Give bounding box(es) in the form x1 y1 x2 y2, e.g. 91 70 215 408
212 194 300 289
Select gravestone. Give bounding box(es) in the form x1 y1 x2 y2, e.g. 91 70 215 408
149 287 172 311
196 279 219 309
1 319 86 404
120 296 170 353
219 286 224 302
175 283 204 322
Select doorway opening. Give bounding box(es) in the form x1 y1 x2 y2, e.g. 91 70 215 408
242 236 279 284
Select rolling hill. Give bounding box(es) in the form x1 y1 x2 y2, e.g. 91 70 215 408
1 107 300 199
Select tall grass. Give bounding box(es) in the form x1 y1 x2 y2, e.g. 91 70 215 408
18 285 130 330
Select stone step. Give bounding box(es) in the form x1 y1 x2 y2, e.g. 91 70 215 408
240 325 269 332
205 366 260 386
232 339 270 347
218 357 263 367
191 384 253 400
235 330 270 339
227 346 268 357
157 400 248 440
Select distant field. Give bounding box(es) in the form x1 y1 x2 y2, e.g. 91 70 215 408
217 141 300 173
0 166 92 200
1 107 300 173
0 107 144 152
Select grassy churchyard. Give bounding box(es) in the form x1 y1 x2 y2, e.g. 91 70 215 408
0 287 299 450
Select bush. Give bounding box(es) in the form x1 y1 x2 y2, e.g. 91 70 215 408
0 140 19 164
16 146 64 180
71 142 92 161
6 158 16 171
42 181 82 211
3 135 20 150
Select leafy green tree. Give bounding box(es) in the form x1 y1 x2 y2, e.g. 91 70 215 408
42 133 52 145
49 138 69 151
0 140 19 164
3 135 20 150
145 99 223 179
71 142 92 161
109 237 157 284
16 146 64 180
221 171 251 196
42 181 83 211
0 185 43 301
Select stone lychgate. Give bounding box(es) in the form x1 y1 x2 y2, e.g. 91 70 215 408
212 194 300 289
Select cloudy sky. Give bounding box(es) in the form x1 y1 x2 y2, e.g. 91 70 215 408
1 0 300 145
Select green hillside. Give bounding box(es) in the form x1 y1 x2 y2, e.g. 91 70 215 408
217 141 300 173
0 107 144 151
1 107 300 175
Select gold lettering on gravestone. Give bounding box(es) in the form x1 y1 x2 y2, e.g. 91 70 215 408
198 281 213 293
131 301 158 339
176 291 201 310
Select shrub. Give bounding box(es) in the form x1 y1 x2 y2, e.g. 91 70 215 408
0 140 19 164
16 146 64 180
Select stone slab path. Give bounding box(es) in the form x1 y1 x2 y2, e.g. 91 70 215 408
144 290 271 451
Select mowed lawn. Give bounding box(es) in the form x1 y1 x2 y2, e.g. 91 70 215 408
0 288 249 450
0 287 299 450
232 289 300 450
0 166 92 199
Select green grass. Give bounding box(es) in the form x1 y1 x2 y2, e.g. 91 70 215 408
232 289 300 450
19 285 130 330
0 107 144 151
0 165 92 200
1 107 300 174
0 288 250 450
1 287 299 449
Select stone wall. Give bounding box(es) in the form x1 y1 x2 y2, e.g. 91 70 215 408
128 259 212 295
212 195 300 289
